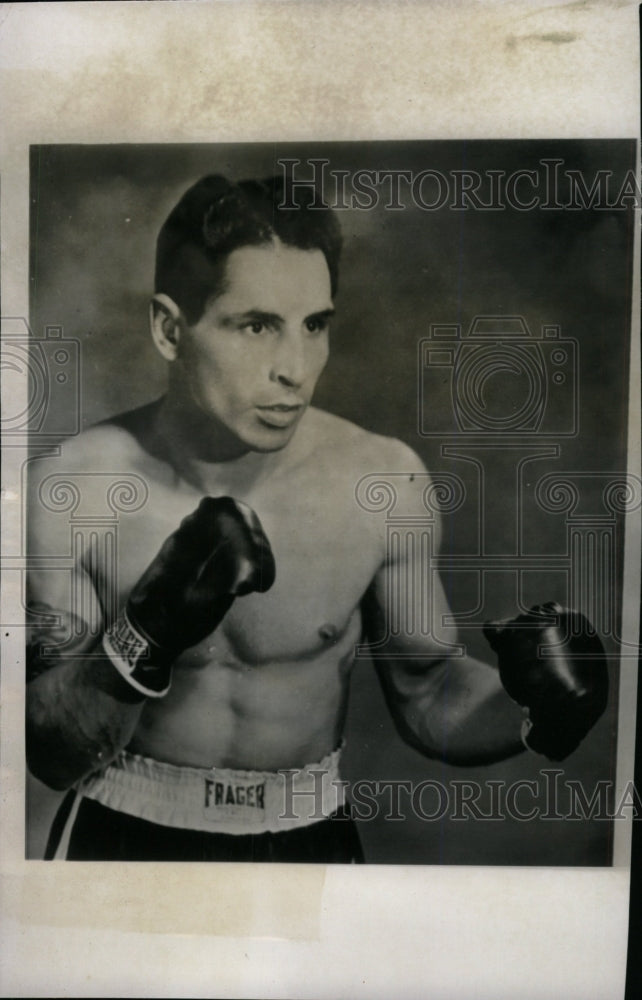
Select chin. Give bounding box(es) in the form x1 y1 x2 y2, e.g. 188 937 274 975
245 415 304 453
254 441 291 454
249 429 297 453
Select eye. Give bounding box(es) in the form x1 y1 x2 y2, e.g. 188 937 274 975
243 320 266 335
305 316 329 334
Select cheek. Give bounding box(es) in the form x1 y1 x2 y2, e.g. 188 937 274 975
189 345 264 412
186 339 239 386
309 338 330 378
181 336 211 375
316 346 330 380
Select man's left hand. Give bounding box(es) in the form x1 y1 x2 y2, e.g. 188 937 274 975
484 602 609 761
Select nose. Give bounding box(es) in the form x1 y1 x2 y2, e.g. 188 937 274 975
269 331 307 389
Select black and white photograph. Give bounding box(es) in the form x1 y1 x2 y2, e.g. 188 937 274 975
23 140 636 866
1 3 640 998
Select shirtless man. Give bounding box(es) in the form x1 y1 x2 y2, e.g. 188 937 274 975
26 174 608 861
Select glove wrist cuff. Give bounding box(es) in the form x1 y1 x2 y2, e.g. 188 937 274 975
102 611 172 699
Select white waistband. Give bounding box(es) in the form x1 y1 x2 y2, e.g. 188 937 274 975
81 747 346 835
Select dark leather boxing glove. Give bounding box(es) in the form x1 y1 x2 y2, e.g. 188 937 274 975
483 602 608 761
102 496 275 697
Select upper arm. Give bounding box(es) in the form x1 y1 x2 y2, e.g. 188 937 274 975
360 440 459 662
357 440 524 763
26 449 104 681
357 440 470 755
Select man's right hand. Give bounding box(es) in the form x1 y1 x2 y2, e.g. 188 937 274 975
103 496 275 696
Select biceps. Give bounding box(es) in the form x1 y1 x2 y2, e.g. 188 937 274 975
364 557 459 657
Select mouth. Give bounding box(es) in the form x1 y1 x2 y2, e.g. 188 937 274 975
257 403 303 412
255 403 304 428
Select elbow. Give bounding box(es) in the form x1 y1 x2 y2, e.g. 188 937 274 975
26 747 78 791
26 706 90 791
390 709 445 763
395 705 509 767
26 727 83 790
25 698 73 790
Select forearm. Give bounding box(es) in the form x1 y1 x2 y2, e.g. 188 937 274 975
378 655 526 766
26 652 147 790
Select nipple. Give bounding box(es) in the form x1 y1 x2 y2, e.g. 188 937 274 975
319 622 339 643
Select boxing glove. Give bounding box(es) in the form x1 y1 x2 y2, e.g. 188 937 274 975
483 602 608 761
102 496 275 697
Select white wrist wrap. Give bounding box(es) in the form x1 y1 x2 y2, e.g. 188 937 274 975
102 611 171 698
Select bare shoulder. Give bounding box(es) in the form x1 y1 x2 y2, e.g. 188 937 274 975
31 406 156 480
27 409 161 580
302 411 441 545
303 408 428 477
27 408 158 547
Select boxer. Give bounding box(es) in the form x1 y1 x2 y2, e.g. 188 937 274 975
26 175 608 861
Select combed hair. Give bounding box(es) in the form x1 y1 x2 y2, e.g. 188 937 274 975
155 174 342 324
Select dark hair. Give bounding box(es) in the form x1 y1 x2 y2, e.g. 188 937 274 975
155 174 342 324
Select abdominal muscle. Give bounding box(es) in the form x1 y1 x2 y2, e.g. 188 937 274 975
127 610 362 772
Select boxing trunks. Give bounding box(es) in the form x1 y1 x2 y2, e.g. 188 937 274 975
45 746 364 863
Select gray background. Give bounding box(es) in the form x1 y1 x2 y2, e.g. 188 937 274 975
28 141 634 863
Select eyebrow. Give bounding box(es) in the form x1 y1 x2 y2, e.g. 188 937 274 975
220 307 336 327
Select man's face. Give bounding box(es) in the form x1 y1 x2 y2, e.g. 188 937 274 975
178 238 333 453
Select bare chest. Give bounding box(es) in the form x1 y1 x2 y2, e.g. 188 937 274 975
90 473 383 664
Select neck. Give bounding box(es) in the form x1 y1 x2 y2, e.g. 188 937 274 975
151 390 287 495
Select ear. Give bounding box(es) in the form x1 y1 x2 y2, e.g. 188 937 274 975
149 294 183 361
